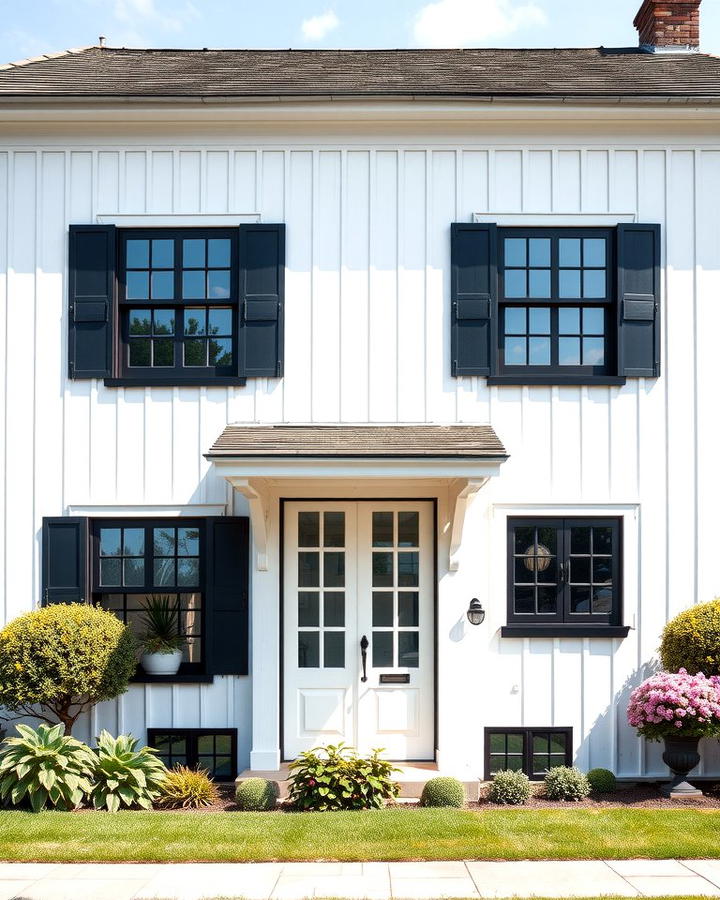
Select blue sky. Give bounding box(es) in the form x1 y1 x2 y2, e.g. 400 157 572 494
1 0 718 64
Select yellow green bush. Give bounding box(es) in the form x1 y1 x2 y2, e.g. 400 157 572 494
0 604 137 734
660 598 720 675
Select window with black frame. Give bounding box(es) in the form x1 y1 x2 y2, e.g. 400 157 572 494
147 729 237 781
91 520 205 671
485 727 572 780
503 517 624 636
119 229 237 381
499 229 614 376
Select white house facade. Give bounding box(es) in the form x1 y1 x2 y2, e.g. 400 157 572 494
1 0 719 788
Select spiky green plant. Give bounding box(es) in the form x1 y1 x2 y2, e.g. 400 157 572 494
139 595 186 654
156 765 219 809
90 730 167 812
0 723 95 812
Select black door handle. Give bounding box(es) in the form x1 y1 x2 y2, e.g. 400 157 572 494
360 635 369 682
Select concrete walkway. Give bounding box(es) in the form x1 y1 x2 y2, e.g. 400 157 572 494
2 860 720 900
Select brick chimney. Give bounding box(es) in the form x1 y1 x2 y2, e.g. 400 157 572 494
634 0 701 52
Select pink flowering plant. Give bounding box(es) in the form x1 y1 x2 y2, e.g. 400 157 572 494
627 668 720 741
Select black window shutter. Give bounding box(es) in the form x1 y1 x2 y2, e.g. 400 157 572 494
451 223 497 376
206 517 250 676
68 224 116 379
41 517 89 605
238 224 285 378
617 223 661 377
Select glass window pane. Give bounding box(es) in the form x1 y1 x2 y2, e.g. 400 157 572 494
123 528 145 557
182 270 206 300
100 527 122 557
537 586 557 614
559 269 581 299
152 239 174 268
514 586 535 614
372 552 393 587
593 558 612 583
514 557 534 584
529 307 550 334
184 309 206 336
184 339 207 367
528 269 551 299
129 310 151 335
372 631 393 668
550 734 567 754
215 735 231 754
583 269 606 299
533 755 549 775
183 239 205 268
298 512 320 547
298 552 319 587
208 270 231 299
593 586 613 614
177 558 199 586
583 238 606 267
504 336 526 365
298 591 319 627
559 238 581 267
153 309 175 335
507 733 524 754
583 307 604 335
398 631 419 668
583 337 605 366
123 557 144 587
126 239 149 268
324 592 345 627
528 337 551 366
558 337 581 366
504 238 526 267
153 339 174 367
536 556 557 584
372 592 393 627
208 308 232 335
504 307 526 335
570 527 591 554
593 527 613 555
533 733 549 754
504 269 526 299
153 558 175 586
208 238 231 268
197 735 214 754
324 632 345 668
489 754 506 774
372 512 393 547
212 756 232 778
151 270 174 300
323 552 345 588
298 632 319 668
398 592 419 626
559 307 580 334
514 526 535 555
398 552 419 587
209 338 232 367
529 238 551 267
324 512 345 547
100 557 121 585
570 586 591 614
570 557 591 583
537 526 558 556
490 733 506 753
129 338 151 367
154 527 175 556
126 270 149 300
177 527 199 557
398 512 419 547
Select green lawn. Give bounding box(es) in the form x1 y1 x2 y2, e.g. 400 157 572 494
0 808 719 862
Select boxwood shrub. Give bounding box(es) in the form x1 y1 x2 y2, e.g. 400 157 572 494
235 777 279 811
420 776 465 807
587 768 617 793
660 598 720 675
544 766 591 801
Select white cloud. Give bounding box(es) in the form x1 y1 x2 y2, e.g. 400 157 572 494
301 10 340 41
413 0 547 47
113 0 199 33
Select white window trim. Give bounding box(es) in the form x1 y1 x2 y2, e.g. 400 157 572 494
95 214 261 227
67 503 227 517
473 213 636 226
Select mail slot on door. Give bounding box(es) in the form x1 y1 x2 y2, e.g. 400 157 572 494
379 673 410 684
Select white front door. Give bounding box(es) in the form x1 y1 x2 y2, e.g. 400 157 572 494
283 501 434 760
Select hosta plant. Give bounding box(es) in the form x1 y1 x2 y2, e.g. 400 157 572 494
156 765 219 810
287 743 400 811
0 723 95 812
91 730 167 812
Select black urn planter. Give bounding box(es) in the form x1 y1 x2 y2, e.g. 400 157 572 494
660 735 703 798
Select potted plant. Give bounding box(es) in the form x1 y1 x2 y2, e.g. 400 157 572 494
627 668 720 797
139 595 186 676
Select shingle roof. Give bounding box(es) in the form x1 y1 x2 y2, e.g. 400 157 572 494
0 46 719 100
206 425 507 459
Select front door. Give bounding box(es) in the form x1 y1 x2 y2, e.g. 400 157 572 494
283 501 434 760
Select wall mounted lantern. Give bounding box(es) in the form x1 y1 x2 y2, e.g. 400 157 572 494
467 598 485 626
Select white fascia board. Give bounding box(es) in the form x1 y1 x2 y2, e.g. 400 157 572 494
97 213 260 227
67 503 228 517
210 456 506 481
474 213 637 225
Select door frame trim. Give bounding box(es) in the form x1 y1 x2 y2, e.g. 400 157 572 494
279 497 439 763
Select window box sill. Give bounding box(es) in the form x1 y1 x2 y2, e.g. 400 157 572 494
487 376 627 387
130 673 214 684
500 625 630 639
104 378 247 388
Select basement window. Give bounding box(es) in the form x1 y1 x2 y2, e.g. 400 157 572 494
485 727 572 780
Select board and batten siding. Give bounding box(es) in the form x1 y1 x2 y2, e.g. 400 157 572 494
0 137 719 775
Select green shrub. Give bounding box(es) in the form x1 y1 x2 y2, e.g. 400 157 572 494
487 769 532 805
587 768 617 793
544 766 591 801
156 765 218 809
91 731 167 812
235 777 279 811
660 598 720 675
0 604 137 735
0 723 95 812
287 743 400 811
420 776 465 808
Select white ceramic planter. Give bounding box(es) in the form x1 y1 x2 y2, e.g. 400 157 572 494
141 649 183 676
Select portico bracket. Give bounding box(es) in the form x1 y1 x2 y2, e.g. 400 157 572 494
449 478 489 572
227 477 269 571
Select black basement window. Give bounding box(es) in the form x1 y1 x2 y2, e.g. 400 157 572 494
485 728 572 780
502 517 627 638
147 729 237 781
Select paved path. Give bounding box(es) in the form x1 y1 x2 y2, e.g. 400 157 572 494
2 860 720 899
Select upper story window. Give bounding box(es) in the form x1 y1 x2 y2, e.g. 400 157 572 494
450 222 660 385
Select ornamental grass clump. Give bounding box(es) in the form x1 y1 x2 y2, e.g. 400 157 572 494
544 766 591 801
156 765 219 810
487 769 532 805
626 668 720 740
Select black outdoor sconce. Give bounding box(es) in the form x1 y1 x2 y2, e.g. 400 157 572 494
467 598 485 626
